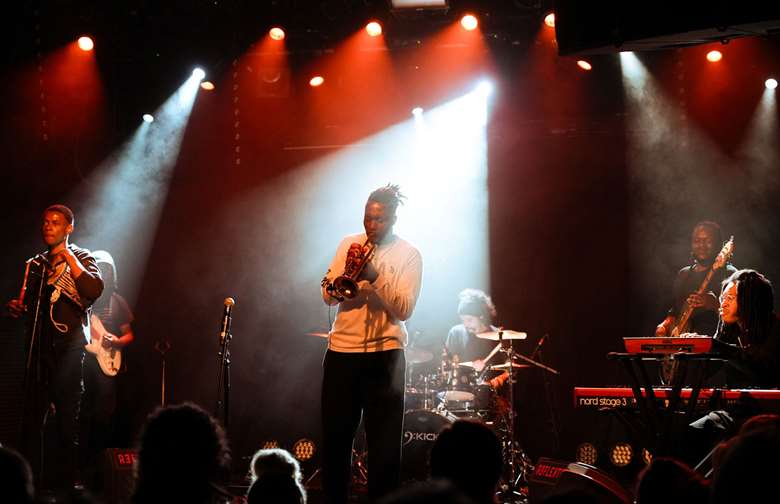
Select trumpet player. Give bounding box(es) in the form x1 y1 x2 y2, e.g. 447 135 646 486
320 184 423 504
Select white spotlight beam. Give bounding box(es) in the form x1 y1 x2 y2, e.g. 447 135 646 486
72 72 202 304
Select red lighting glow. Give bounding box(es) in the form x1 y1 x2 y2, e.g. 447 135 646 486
309 75 324 87
366 21 382 37
544 13 556 28
77 36 94 52
706 50 723 62
269 27 285 41
461 14 478 31
577 60 592 71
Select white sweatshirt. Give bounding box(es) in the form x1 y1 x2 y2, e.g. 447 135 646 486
321 232 423 352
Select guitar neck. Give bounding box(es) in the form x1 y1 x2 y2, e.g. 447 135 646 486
674 267 717 334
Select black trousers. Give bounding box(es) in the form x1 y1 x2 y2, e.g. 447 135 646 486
321 349 406 504
49 347 86 489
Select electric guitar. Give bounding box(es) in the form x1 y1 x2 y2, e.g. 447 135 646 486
85 314 122 376
660 236 734 383
671 236 735 336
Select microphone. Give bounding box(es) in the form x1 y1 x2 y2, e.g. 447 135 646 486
27 253 52 267
530 333 548 359
219 297 235 345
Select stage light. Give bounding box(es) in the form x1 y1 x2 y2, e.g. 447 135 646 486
412 107 424 117
142 114 154 123
200 81 215 91
706 50 723 62
192 68 206 80
309 75 324 87
642 448 653 466
609 443 633 467
269 27 285 41
292 438 316 461
261 440 279 450
476 80 493 97
576 442 598 466
461 14 478 31
366 21 383 37
577 60 593 71
77 36 94 52
544 13 556 28
766 78 778 90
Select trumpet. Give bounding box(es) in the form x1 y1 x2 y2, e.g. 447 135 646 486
323 239 376 301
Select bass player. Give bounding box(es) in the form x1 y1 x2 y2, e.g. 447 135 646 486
656 221 737 338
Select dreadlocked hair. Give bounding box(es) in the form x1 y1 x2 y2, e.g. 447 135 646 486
367 184 405 215
720 269 775 346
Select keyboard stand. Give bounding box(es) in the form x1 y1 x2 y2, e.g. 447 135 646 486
606 352 728 456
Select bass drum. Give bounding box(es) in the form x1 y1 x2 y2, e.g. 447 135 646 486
401 409 456 482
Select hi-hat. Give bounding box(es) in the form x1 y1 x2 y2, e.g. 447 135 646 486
305 332 328 338
406 347 433 364
476 329 527 341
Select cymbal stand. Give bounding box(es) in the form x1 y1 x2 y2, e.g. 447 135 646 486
496 330 527 502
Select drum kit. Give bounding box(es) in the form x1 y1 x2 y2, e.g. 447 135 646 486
306 328 559 500
402 329 559 498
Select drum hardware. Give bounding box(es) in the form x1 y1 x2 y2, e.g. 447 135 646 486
405 347 433 364
490 362 531 370
476 329 528 341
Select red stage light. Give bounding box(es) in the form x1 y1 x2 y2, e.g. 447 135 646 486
706 50 723 62
366 21 383 37
577 60 592 71
461 14 478 31
77 36 94 52
544 13 556 28
309 76 324 87
269 27 285 41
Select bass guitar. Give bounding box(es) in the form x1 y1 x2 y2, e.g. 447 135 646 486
661 236 734 383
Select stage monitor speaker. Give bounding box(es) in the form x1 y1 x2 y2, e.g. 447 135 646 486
102 448 137 504
553 0 780 55
528 457 632 504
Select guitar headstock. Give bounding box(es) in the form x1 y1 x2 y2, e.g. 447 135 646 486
713 236 735 270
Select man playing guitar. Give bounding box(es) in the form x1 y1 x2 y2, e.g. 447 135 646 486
82 249 135 487
656 221 737 338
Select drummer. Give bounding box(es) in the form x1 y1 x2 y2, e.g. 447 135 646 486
444 288 502 374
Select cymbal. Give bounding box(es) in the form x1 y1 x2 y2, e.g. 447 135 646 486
406 347 433 364
490 362 531 370
476 329 527 341
305 332 328 338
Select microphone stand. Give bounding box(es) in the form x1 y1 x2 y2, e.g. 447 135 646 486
18 258 48 486
215 321 232 430
154 339 171 406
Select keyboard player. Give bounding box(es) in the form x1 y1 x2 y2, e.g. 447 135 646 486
703 269 780 388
